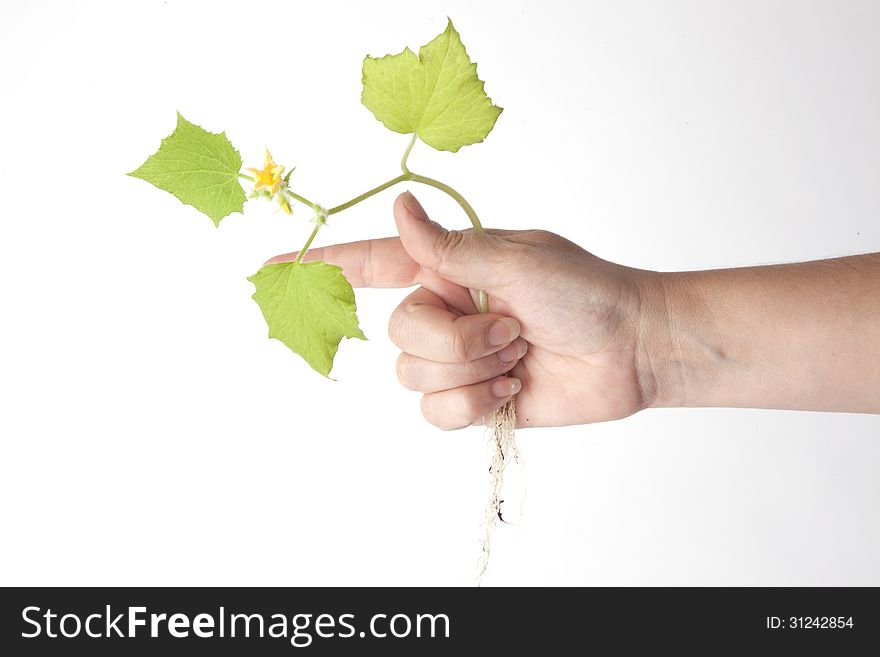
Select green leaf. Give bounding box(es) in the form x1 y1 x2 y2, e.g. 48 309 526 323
361 18 503 152
248 261 366 376
128 112 246 226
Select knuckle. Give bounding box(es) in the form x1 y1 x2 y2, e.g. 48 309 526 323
389 297 425 348
462 393 485 421
387 306 406 348
395 353 418 391
448 327 471 363
361 239 374 287
518 229 563 254
527 229 557 244
529 229 578 254
420 395 443 429
433 229 470 267
530 229 555 241
420 395 462 431
467 354 499 382
463 356 484 380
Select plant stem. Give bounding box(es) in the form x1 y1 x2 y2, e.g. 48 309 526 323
326 171 484 233
408 173 485 233
287 190 322 213
476 290 489 313
299 138 485 295
294 218 324 264
327 173 410 216
400 134 417 174
239 171 322 213
407 174 489 311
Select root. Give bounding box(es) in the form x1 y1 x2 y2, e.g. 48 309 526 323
476 396 518 580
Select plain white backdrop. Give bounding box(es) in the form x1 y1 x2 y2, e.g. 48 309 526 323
1 0 878 585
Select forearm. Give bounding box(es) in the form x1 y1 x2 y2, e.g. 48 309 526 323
637 253 880 413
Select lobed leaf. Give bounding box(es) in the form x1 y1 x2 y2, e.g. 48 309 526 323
361 19 503 152
248 261 366 376
128 112 246 226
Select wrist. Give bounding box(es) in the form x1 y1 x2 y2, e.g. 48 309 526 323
632 270 708 409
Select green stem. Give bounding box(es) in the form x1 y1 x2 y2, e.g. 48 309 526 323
400 134 417 174
319 169 489 311
326 171 483 233
294 218 325 264
239 171 322 212
298 132 488 310
476 290 489 314
327 173 410 216
287 190 322 213
409 174 490 312
408 173 485 233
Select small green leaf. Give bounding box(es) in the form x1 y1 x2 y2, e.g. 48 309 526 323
128 112 246 226
361 18 503 152
248 261 366 376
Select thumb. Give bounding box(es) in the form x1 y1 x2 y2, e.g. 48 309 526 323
394 191 509 291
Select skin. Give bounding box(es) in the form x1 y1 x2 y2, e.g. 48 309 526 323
267 191 880 429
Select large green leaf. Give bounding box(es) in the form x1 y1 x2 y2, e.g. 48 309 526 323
361 19 503 152
128 112 246 226
248 261 366 376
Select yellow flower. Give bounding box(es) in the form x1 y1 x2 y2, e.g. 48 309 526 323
278 195 292 215
247 148 285 196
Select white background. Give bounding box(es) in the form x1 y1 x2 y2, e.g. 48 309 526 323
1 0 878 585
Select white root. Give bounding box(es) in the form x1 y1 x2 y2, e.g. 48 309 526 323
476 397 518 580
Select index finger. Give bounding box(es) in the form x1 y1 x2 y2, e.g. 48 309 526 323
265 236 418 288
264 227 522 287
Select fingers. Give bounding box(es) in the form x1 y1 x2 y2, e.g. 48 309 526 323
265 236 418 288
263 191 520 295
389 287 521 363
390 284 527 430
394 192 514 291
396 338 528 393
420 376 523 431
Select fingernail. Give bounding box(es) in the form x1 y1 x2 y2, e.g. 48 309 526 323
488 318 520 347
497 339 527 363
492 377 521 398
401 191 428 221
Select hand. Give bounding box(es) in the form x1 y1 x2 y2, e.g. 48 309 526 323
267 191 658 429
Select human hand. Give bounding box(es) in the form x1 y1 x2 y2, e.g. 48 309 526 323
267 191 660 429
